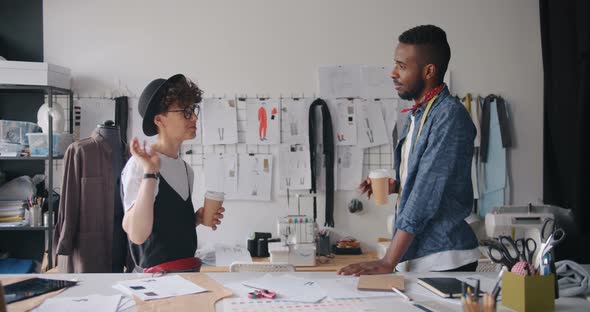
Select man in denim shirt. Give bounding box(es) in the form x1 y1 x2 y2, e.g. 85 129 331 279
338 25 479 274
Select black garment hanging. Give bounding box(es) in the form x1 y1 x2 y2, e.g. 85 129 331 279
480 95 512 162
308 98 335 227
115 96 129 143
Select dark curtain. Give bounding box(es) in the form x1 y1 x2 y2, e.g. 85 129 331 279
541 0 590 262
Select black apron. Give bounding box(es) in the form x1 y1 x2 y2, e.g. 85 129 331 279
130 164 197 269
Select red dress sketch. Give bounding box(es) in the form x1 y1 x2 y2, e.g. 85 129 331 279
258 106 268 140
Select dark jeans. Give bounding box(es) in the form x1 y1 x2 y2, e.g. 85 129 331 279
437 261 478 272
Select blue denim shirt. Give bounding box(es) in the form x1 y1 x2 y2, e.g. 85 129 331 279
394 87 478 262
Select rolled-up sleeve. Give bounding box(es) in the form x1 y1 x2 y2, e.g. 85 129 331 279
395 106 474 235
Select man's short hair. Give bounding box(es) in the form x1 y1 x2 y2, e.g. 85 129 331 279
399 25 450 83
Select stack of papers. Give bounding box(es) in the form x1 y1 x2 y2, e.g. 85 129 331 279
0 200 26 226
113 275 208 301
33 294 122 312
242 274 327 303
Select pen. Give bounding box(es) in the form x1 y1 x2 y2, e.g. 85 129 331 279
391 287 410 301
413 303 434 312
474 280 480 303
491 268 506 301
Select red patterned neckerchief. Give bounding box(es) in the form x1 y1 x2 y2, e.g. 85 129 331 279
400 83 446 113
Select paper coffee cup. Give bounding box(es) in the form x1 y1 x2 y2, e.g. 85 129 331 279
369 169 390 205
203 191 224 227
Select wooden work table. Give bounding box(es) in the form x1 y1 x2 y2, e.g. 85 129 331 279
200 253 379 272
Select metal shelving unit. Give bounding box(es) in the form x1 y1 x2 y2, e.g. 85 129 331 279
0 84 73 269
0 226 50 231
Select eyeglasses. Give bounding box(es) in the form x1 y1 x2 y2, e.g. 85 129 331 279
166 104 200 119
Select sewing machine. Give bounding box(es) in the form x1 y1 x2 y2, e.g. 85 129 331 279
273 215 316 266
485 204 555 245
271 193 317 266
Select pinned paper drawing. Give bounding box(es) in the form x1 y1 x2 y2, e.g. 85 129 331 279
280 98 311 144
357 99 388 148
246 98 280 145
202 98 238 145
328 98 357 146
279 144 312 192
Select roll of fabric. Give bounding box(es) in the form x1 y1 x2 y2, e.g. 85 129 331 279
556 260 590 297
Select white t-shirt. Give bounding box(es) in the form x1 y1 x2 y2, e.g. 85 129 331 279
396 115 480 272
121 153 194 212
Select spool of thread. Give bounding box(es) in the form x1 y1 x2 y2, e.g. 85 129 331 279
348 198 363 213
43 212 50 227
257 238 269 257
247 239 258 257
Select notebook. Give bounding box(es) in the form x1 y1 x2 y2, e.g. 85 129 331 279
357 274 405 291
417 277 478 298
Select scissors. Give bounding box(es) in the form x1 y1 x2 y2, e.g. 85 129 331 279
540 230 565 255
534 218 566 268
541 218 565 243
514 238 537 264
487 236 520 269
247 288 277 299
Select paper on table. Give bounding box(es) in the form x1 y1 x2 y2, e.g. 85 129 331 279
223 297 378 312
245 98 280 145
328 98 357 146
316 277 396 299
33 294 122 312
227 154 272 201
357 99 389 148
318 65 362 99
360 65 394 99
132 273 232 312
115 295 135 312
242 274 327 303
202 98 238 145
279 143 312 193
113 275 208 301
204 153 238 195
214 244 252 267
336 146 363 190
280 98 310 144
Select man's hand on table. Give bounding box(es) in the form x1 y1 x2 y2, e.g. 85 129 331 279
337 259 394 276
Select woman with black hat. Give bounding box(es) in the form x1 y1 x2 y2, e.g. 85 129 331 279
121 74 225 273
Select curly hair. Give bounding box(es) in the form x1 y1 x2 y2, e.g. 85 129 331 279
158 75 203 112
399 25 450 83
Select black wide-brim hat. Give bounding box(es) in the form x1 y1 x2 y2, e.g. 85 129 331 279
138 73 185 136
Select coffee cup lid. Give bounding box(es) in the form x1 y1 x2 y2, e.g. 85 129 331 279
205 191 225 201
369 169 390 179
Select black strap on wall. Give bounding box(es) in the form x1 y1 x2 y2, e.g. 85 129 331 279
308 98 335 227
496 97 512 148
115 96 129 143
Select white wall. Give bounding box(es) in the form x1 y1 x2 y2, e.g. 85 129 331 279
44 0 544 252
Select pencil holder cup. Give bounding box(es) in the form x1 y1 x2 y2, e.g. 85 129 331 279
462 300 496 312
318 235 331 256
501 272 555 312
